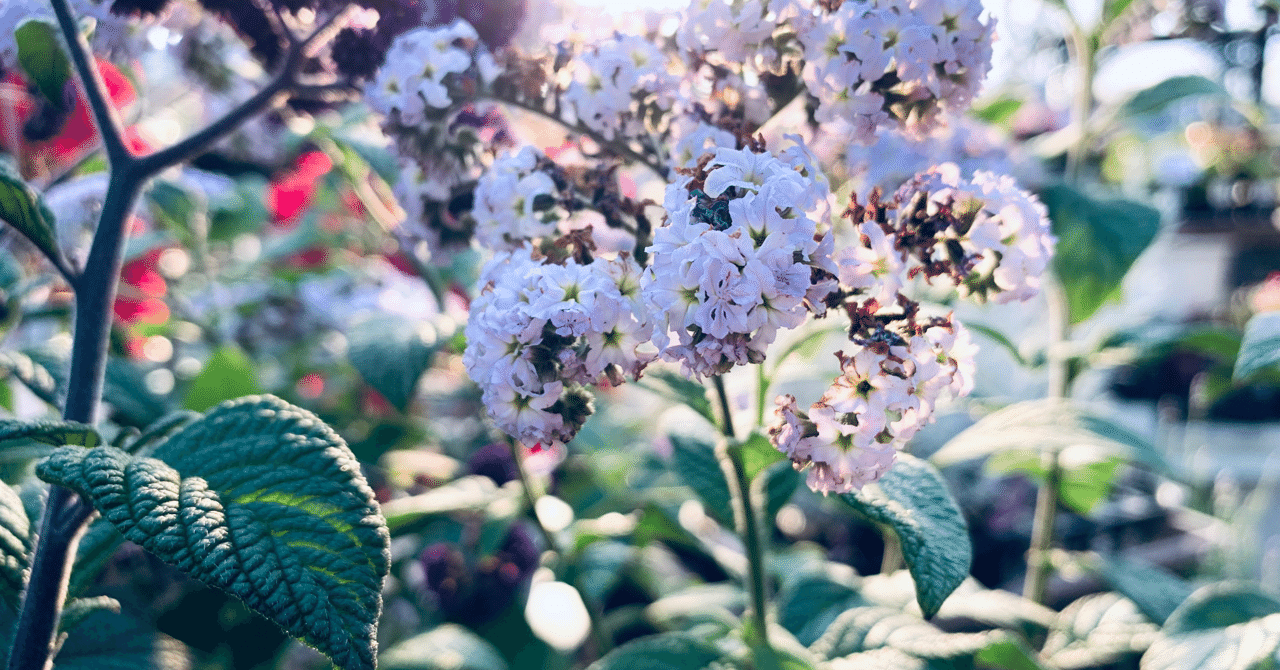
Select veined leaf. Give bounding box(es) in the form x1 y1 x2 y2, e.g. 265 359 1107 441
1234 311 1280 380
777 575 863 646
0 420 101 450
0 159 64 277
1096 556 1193 625
0 479 32 612
838 455 970 618
53 610 192 670
1141 583 1280 670
37 396 390 670
1044 593 1159 669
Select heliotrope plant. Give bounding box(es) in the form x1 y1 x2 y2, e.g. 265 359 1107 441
0 0 1058 666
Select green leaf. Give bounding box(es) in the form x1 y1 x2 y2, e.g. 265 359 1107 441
585 633 723 670
971 97 1023 126
967 323 1030 367
838 455 970 619
1234 312 1280 380
639 371 715 424
0 159 64 273
1096 556 1193 625
826 647 926 670
808 606 931 659
974 638 1049 670
58 595 122 635
988 449 1124 515
182 345 262 412
644 583 744 633
668 423 733 526
1044 593 1159 669
1121 76 1228 120
0 478 32 612
931 399 1170 475
740 431 787 482
36 396 390 670
15 20 71 109
347 316 440 412
777 575 863 646
0 420 101 449
53 610 192 670
1040 184 1160 323
1102 0 1137 26
378 624 508 670
1142 613 1280 670
104 358 171 428
575 540 636 609
1162 583 1280 635
759 460 799 525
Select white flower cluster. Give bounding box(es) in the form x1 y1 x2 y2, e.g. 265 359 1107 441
641 143 836 379
667 115 737 169
897 163 1055 303
472 147 564 250
677 0 793 65
798 0 994 144
770 320 975 494
366 20 493 126
464 245 655 447
564 34 678 141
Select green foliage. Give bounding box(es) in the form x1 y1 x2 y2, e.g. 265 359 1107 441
15 20 71 109
0 479 31 612
1039 183 1160 324
838 455 970 619
1043 593 1159 669
987 449 1123 515
378 624 508 670
182 345 263 412
1234 311 1280 380
584 632 723 670
640 371 715 425
739 431 787 482
0 420 101 450
932 399 1170 475
777 575 863 646
36 396 390 670
1096 556 1193 625
970 97 1023 126
1141 583 1280 670
668 421 734 526
758 461 799 526
347 315 443 412
1121 76 1229 120
52 610 192 670
0 159 64 275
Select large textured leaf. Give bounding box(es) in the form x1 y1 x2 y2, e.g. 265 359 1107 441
0 159 63 274
347 316 441 412
585 633 723 670
1040 184 1159 324
810 604 1026 666
1234 311 1280 381
379 624 507 670
1141 583 1280 670
1044 593 1159 669
838 455 970 618
37 396 389 670
931 399 1169 474
15 20 71 108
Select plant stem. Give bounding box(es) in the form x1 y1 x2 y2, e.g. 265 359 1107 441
11 1 345 665
712 376 774 654
1023 276 1070 605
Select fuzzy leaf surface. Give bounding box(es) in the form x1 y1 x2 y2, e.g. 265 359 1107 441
36 396 390 670
839 454 970 618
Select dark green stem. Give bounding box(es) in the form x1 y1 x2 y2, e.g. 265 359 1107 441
9 2 340 667
712 376 773 653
